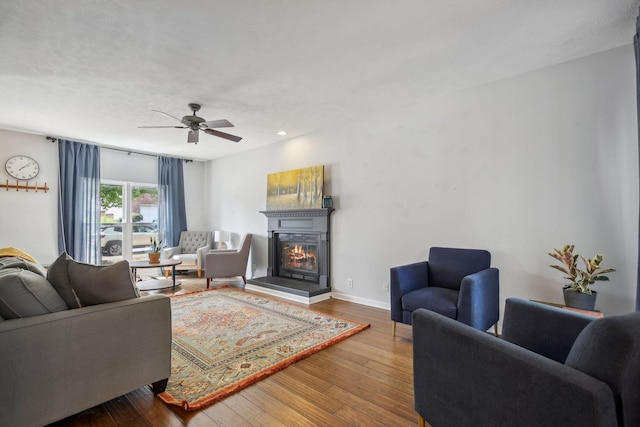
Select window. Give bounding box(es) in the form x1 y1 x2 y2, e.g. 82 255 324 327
100 182 158 264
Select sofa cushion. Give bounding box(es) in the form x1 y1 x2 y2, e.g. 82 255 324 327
67 260 139 306
402 287 459 320
46 252 80 308
0 256 47 277
173 253 197 266
427 247 491 290
0 268 69 319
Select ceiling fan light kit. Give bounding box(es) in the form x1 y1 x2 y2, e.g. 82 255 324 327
188 130 199 143
139 103 242 144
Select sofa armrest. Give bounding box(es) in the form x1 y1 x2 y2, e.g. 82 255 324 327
457 267 500 331
196 244 212 267
412 308 616 427
390 261 428 321
163 246 181 259
501 298 594 363
0 294 172 427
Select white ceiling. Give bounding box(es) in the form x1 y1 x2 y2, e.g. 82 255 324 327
0 1 637 161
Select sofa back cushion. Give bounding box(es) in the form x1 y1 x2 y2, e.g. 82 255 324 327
179 231 211 253
565 313 640 426
427 247 491 290
67 260 139 306
0 268 68 319
502 298 593 363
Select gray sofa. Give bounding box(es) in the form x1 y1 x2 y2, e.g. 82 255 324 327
412 298 640 427
0 255 172 427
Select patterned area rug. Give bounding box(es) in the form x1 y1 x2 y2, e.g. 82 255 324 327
158 287 369 411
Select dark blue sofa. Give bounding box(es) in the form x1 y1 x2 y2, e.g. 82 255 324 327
412 298 640 427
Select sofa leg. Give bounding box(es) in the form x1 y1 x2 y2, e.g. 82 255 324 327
418 414 425 427
151 378 168 395
164 270 170 279
494 322 499 337
206 278 210 289
242 275 247 284
392 321 396 337
198 269 203 278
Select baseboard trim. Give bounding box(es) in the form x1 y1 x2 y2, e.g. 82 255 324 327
331 292 390 310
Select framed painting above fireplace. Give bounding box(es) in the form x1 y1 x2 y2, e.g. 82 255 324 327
266 165 324 210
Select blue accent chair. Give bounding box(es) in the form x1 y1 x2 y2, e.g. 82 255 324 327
390 247 499 335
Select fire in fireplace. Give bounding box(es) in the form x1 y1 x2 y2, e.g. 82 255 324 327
279 233 318 276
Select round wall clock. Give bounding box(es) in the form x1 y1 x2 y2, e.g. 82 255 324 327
5 155 40 180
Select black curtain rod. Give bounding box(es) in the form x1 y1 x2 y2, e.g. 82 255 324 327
45 136 193 162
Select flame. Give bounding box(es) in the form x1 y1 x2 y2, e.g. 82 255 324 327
288 244 316 263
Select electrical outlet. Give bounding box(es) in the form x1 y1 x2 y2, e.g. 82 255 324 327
383 282 389 292
347 278 353 288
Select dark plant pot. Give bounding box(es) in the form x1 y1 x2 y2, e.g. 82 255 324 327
563 289 597 311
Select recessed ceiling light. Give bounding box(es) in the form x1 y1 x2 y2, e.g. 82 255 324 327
277 130 287 136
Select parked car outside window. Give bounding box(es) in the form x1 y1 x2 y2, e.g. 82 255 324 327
100 223 158 256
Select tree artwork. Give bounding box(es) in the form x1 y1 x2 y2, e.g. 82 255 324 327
266 165 324 210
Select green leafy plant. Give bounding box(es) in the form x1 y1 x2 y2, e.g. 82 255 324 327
548 244 615 294
150 237 162 253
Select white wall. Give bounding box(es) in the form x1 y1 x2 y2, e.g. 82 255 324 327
0 130 59 262
207 45 639 316
0 131 207 263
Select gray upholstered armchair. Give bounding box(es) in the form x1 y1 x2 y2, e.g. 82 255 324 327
163 231 212 278
205 233 252 288
412 298 640 427
390 247 499 336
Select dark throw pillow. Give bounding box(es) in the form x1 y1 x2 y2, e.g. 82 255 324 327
67 260 139 306
0 268 69 319
46 252 80 308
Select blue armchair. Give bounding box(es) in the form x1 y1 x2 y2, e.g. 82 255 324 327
412 298 640 427
390 247 499 335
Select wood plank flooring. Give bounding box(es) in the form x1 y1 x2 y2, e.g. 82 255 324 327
48 276 419 427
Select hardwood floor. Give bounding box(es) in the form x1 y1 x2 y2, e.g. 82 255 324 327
49 276 418 426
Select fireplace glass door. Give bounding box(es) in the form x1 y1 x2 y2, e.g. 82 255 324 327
278 233 319 281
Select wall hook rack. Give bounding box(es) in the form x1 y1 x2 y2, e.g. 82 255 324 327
1 180 49 193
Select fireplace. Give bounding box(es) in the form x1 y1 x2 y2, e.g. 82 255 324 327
248 208 334 298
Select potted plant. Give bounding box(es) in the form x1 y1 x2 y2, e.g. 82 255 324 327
148 237 162 263
548 244 615 310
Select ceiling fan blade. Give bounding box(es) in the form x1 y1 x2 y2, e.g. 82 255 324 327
151 109 184 123
138 125 187 128
204 128 242 143
200 119 234 129
188 130 199 143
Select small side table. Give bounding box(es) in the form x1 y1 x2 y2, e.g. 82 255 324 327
130 259 182 290
531 300 603 318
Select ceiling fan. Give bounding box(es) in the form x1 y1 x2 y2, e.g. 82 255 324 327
139 103 242 143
